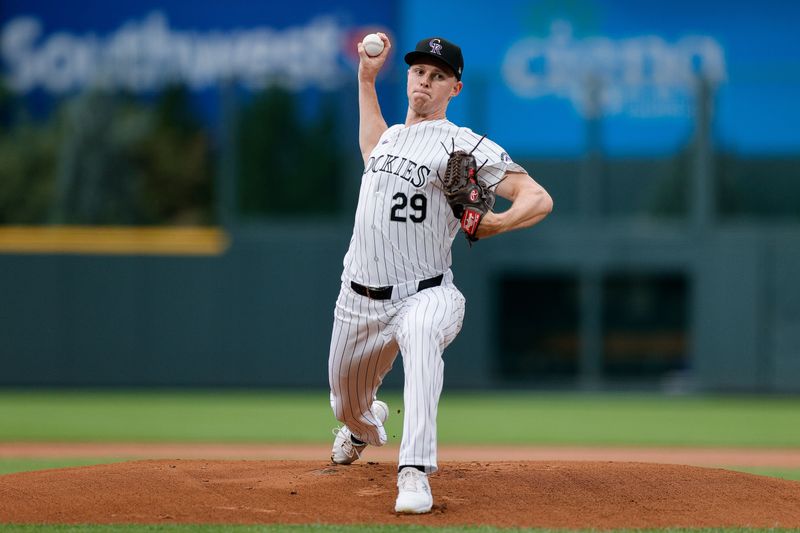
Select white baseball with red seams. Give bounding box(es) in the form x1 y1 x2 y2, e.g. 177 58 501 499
328 119 523 473
362 33 384 57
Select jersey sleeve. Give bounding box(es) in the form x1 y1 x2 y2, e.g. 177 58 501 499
456 128 526 188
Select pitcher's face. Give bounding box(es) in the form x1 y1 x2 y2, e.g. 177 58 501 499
406 60 462 116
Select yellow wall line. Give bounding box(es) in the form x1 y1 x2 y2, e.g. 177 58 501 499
0 226 230 256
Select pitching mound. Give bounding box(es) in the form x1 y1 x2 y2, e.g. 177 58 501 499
2 460 800 529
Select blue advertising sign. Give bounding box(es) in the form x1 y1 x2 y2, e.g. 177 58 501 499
0 0 399 121
5 1 799 156
400 0 800 156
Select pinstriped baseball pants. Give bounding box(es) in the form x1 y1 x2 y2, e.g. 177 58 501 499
328 279 466 474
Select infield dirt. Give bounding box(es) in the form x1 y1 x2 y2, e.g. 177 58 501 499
2 459 800 529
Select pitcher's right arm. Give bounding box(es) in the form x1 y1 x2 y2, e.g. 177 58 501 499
357 33 391 164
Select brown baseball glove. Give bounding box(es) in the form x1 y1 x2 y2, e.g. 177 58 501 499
440 137 496 243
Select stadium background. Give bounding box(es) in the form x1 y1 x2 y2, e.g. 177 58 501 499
1 0 799 394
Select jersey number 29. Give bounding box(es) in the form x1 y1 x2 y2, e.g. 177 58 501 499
390 192 427 223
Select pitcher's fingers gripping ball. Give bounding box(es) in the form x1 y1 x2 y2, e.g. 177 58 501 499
362 33 385 57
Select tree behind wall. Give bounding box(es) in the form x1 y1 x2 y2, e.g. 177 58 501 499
236 87 344 217
0 84 215 226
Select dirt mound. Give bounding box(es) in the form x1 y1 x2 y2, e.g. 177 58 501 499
2 460 799 529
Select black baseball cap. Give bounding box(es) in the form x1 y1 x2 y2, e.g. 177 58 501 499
404 37 464 81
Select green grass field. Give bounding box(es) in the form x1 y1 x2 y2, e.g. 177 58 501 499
1 390 799 446
1 390 799 532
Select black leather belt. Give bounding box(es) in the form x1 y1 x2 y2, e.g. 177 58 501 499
351 274 444 301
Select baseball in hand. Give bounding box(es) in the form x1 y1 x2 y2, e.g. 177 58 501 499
362 33 385 57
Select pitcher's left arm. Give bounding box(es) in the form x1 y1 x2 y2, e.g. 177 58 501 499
475 171 553 239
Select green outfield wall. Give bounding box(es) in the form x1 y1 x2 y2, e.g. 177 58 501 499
1 221 799 392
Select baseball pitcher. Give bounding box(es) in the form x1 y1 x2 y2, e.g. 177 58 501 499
328 34 553 514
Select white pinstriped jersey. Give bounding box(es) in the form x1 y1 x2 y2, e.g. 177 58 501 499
343 118 524 287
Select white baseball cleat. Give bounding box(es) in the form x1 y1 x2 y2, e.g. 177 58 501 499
394 467 433 514
331 400 389 465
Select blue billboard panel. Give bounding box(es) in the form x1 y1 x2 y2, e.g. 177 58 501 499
5 0 799 156
0 0 399 118
401 0 800 156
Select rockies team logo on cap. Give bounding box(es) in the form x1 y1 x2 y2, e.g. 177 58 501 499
405 36 464 81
